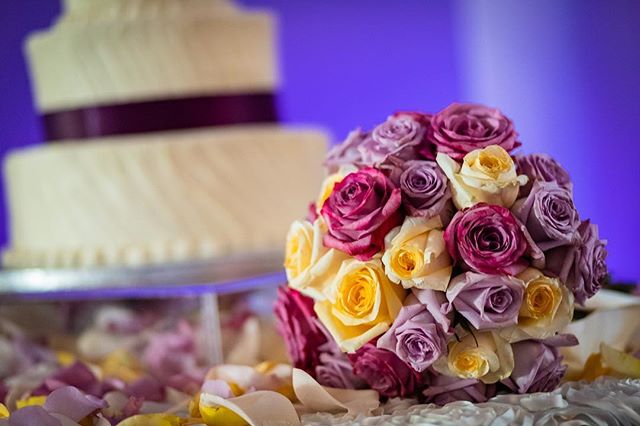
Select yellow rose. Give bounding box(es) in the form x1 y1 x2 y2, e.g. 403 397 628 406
501 268 574 343
434 330 514 384
381 216 452 291
436 145 528 209
284 218 348 300
315 258 407 353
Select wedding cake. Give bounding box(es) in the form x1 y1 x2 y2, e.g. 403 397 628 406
2 0 326 268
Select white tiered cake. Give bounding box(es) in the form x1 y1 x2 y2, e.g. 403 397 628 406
2 0 326 268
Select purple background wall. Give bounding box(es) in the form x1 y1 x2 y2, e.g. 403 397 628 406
0 1 638 281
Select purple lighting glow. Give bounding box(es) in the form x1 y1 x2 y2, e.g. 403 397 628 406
0 0 638 281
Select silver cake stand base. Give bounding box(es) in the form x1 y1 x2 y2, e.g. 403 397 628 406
0 251 287 365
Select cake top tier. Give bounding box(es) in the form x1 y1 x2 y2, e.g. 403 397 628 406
26 0 277 112
61 0 236 21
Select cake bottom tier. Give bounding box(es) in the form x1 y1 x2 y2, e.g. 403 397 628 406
2 124 327 268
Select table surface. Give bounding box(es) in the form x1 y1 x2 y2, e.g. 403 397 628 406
0 251 286 301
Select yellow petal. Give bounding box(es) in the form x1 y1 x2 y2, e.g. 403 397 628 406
600 343 640 378
573 352 611 381
56 351 76 367
100 349 143 383
115 413 183 426
188 392 202 418
16 396 47 409
200 405 248 426
0 403 9 418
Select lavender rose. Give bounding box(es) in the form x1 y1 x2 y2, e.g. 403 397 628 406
315 352 367 389
426 103 520 161
444 203 541 276
321 167 402 260
377 295 449 372
512 181 580 251
324 128 369 173
357 116 427 168
502 340 567 393
545 220 608 305
324 114 430 173
393 160 453 221
274 286 328 373
423 371 497 405
446 272 525 330
514 153 572 197
349 344 423 398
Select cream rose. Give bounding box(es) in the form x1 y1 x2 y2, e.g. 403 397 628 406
284 218 348 301
500 268 574 343
434 330 514 384
315 258 407 353
381 216 452 291
436 145 528 209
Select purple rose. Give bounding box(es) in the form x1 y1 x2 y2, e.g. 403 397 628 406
324 129 369 173
545 220 608 305
514 153 572 197
502 340 567 394
446 272 524 330
349 344 423 398
393 160 453 222
412 288 454 334
444 203 540 276
377 296 449 372
423 371 497 406
321 167 403 260
426 103 520 161
274 286 328 373
315 352 367 390
512 181 580 251
357 116 427 168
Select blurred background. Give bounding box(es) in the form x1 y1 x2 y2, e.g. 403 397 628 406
0 0 638 282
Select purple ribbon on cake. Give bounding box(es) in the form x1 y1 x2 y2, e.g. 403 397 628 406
42 92 279 140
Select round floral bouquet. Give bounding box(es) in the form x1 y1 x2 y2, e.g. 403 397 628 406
275 103 608 404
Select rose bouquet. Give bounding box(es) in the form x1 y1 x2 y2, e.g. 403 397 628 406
275 103 608 403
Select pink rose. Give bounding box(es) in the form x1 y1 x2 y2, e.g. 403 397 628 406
274 286 329 373
349 344 423 398
426 103 520 160
444 203 542 275
321 167 402 260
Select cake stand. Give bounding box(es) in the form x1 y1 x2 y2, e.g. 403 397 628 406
0 251 286 365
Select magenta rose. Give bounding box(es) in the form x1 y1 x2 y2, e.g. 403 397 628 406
502 340 567 394
324 128 369 173
514 153 572 197
274 286 328 373
321 167 402 260
423 371 497 406
377 295 449 372
444 203 541 276
512 181 580 251
349 344 423 398
545 220 608 305
446 272 524 330
426 103 520 161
